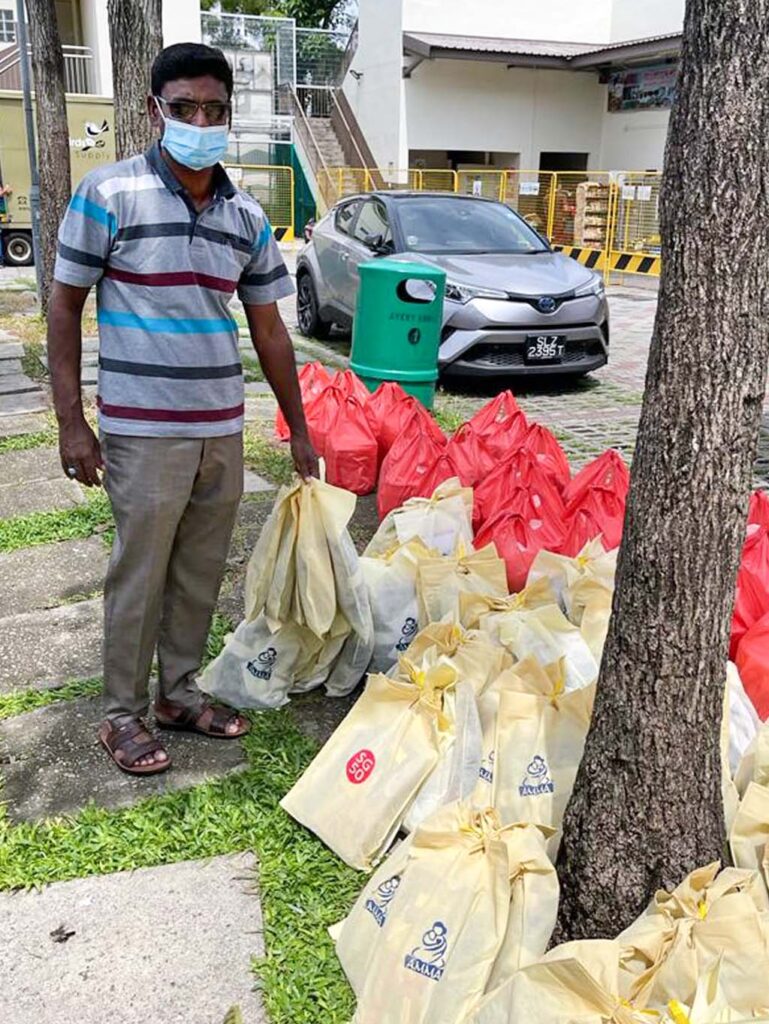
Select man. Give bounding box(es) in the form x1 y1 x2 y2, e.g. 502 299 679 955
0 182 11 267
48 42 318 776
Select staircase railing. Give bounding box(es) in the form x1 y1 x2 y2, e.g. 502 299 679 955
339 19 359 81
283 83 338 209
0 43 94 93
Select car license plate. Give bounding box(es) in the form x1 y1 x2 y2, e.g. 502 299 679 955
525 335 565 363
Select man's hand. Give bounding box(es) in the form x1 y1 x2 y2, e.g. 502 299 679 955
291 432 319 483
59 416 103 487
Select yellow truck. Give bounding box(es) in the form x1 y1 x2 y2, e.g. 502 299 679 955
0 91 115 266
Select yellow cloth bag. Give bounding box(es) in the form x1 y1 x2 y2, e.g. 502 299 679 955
568 576 614 662
395 622 511 696
492 658 595 855
366 477 475 557
417 542 509 626
735 720 769 798
467 939 656 1024
459 580 556 641
497 604 599 691
484 822 559 993
280 660 457 870
665 955 769 1023
348 807 523 1024
527 538 617 618
361 538 438 673
730 783 769 896
618 863 769 1014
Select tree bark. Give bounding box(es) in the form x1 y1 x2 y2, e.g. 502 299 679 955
26 0 71 315
107 0 163 160
554 0 769 942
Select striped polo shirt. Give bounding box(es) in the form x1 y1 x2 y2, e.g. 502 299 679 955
54 142 294 437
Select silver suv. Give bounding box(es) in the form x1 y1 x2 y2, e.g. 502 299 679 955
297 192 609 378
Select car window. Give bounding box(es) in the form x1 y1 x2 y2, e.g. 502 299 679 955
335 200 361 236
392 196 548 255
352 199 392 247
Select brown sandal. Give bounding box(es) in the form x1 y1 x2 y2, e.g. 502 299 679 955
154 699 250 739
99 718 172 776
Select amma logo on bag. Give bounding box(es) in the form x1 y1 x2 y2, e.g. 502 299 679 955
519 755 555 797
395 616 418 652
365 874 401 928
246 647 277 680
478 748 495 784
404 921 448 982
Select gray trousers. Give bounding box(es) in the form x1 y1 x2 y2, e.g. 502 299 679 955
101 433 243 722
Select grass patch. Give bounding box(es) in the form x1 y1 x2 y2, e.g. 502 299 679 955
432 405 463 434
0 488 113 554
241 352 266 383
0 709 360 1024
243 429 294 485
0 678 102 721
0 312 46 346
0 423 58 452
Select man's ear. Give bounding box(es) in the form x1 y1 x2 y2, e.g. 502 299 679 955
147 94 162 132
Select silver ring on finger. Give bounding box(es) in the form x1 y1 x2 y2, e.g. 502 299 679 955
66 466 78 478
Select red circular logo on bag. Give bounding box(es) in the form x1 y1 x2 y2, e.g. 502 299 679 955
346 749 376 784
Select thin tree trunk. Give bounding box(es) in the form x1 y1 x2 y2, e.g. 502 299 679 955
107 0 163 160
26 0 70 315
554 0 769 942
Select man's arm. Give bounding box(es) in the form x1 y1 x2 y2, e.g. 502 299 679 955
48 281 103 487
243 301 319 481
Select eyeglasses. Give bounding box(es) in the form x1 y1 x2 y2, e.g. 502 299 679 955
154 96 232 126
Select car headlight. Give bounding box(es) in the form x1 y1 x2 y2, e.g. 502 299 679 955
445 280 509 304
574 275 605 298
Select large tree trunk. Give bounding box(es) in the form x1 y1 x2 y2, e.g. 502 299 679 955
26 0 70 316
107 0 163 160
554 0 769 942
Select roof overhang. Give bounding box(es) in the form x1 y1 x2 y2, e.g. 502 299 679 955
402 31 681 76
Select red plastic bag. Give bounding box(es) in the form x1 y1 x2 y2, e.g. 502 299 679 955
565 449 630 507
377 414 448 518
469 390 521 435
275 361 331 441
472 448 566 531
325 396 379 495
446 423 496 488
522 423 571 492
379 394 445 453
469 391 528 461
364 381 410 456
414 449 462 501
476 501 564 593
731 524 769 659
332 368 371 406
304 383 346 458
736 610 769 720
560 487 625 556
749 489 769 527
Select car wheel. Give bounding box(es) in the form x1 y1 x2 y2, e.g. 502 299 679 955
297 272 333 340
3 232 34 267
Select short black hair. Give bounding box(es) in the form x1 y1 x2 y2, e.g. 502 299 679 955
151 42 233 99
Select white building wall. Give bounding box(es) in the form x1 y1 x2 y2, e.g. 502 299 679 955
406 61 605 169
343 0 405 168
610 0 685 41
80 0 113 96
599 109 669 170
403 0 613 44
163 0 202 46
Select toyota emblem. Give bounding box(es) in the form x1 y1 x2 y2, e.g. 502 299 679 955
537 296 557 313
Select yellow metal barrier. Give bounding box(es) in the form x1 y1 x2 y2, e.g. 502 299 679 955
225 164 295 241
503 170 556 237
312 165 663 277
608 170 662 276
548 171 614 271
457 169 505 201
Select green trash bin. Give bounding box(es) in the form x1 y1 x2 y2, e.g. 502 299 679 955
351 259 446 409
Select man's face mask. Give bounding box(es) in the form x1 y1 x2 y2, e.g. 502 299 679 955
154 96 230 171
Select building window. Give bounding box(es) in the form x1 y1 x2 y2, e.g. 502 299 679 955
0 10 16 44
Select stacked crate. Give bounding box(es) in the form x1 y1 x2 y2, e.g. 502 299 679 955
574 181 611 249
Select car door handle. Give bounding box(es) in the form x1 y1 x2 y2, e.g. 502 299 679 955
340 252 349 261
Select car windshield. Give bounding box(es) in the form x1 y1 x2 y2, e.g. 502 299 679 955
393 196 549 255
